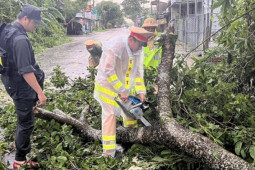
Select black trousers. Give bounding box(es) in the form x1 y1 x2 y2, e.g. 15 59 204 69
13 99 36 161
1 73 42 161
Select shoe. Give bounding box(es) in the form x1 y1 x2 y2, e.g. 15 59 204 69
13 160 39 170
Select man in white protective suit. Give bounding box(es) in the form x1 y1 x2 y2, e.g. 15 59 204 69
94 26 154 157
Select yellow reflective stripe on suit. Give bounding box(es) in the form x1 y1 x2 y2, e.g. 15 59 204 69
95 82 119 107
95 81 117 97
107 74 118 82
135 85 146 91
99 95 119 107
113 81 123 90
125 58 133 89
125 77 130 89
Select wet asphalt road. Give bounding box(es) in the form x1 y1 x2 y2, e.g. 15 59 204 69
36 28 130 80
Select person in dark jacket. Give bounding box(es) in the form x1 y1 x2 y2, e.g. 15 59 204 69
0 4 47 169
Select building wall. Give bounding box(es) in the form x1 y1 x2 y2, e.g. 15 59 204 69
170 0 221 51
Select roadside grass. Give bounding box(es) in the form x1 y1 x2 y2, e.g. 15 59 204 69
94 28 109 32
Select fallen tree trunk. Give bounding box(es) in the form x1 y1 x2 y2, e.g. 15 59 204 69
157 31 254 169
34 31 255 170
35 108 254 169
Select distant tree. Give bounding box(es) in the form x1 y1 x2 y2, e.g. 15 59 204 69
96 1 124 28
121 0 149 23
59 0 87 21
0 0 23 25
27 0 88 21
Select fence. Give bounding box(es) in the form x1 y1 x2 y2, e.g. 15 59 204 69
172 12 220 52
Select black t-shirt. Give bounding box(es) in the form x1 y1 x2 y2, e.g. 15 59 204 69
12 22 37 75
0 22 44 100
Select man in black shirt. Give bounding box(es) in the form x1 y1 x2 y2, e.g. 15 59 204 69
0 4 47 169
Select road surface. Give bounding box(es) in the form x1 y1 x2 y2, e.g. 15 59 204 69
36 28 130 80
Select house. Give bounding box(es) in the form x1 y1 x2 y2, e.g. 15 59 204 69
169 0 221 50
151 0 221 51
151 1 170 32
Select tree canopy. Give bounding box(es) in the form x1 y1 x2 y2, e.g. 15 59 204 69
121 0 149 22
96 1 124 28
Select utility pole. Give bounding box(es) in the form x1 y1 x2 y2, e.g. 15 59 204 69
151 0 152 14
157 0 160 19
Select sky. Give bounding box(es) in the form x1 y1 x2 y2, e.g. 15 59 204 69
92 0 170 24
93 0 169 8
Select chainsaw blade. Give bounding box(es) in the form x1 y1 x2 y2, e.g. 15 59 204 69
140 117 152 126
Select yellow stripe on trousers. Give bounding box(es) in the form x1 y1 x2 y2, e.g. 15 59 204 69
102 135 116 140
135 78 144 83
103 144 116 150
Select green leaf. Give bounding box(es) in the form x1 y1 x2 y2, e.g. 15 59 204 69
160 150 171 156
212 0 224 9
235 141 242 155
0 162 4 170
51 156 56 162
241 149 246 158
189 126 200 133
249 145 255 160
213 150 219 160
51 131 57 137
56 143 63 152
151 156 165 162
57 156 67 165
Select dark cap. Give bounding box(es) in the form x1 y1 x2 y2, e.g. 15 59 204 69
21 4 46 26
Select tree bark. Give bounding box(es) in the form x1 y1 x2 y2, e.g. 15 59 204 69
157 31 254 170
34 32 255 170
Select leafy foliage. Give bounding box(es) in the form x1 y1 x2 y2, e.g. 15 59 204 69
50 66 69 88
170 53 255 164
121 0 149 22
96 1 124 28
60 0 87 21
0 0 23 25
